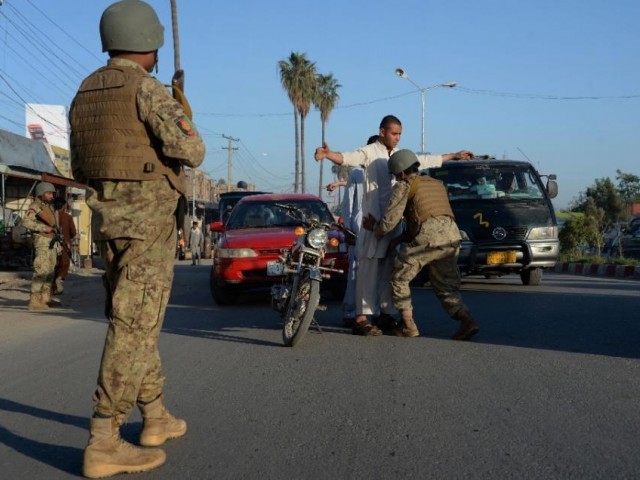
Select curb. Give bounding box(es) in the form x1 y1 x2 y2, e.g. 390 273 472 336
553 262 640 280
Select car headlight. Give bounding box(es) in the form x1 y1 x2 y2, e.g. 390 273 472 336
216 248 257 258
307 228 328 249
458 229 470 241
528 226 558 240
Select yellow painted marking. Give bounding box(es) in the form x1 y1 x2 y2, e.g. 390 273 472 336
473 212 490 227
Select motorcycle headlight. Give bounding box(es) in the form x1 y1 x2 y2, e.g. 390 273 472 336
528 226 558 240
216 248 257 258
307 228 328 249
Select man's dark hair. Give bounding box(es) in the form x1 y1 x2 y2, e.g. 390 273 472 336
379 115 401 130
367 135 379 145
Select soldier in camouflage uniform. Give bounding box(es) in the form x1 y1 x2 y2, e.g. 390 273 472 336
22 181 59 310
68 1 205 478
363 150 479 340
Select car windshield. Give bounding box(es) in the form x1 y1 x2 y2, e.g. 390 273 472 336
429 165 546 201
226 200 334 230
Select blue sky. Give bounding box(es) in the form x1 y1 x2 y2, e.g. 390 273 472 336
0 0 638 209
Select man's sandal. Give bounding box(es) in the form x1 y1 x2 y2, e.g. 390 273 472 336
352 321 383 336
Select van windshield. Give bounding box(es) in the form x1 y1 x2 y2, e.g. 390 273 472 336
429 165 545 202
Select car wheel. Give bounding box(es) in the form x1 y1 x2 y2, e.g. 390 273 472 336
520 267 543 286
209 269 238 305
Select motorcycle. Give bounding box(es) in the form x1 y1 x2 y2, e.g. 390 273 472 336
269 203 354 347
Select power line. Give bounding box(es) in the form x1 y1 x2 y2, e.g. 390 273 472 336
0 10 80 88
194 86 640 119
4 1 89 76
455 86 640 100
25 0 102 64
0 70 67 133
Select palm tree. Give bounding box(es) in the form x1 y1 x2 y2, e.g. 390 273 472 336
278 52 317 192
313 73 341 198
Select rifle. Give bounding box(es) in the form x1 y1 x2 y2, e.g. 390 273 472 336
49 225 76 265
170 0 190 230
170 0 192 120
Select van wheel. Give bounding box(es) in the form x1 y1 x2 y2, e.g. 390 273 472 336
520 268 543 286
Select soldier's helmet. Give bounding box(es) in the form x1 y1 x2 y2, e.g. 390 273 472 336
388 149 420 175
35 182 56 197
100 0 164 53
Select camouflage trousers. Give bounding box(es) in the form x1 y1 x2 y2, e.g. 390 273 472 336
30 236 57 297
92 200 177 421
391 217 467 317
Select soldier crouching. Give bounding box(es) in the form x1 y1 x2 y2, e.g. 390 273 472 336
363 149 480 340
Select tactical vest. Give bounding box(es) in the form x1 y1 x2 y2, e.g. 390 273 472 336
28 199 56 237
404 175 454 238
69 65 185 193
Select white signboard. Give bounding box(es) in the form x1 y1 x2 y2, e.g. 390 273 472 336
25 104 69 150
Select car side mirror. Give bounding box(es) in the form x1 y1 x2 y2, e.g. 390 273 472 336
546 180 558 199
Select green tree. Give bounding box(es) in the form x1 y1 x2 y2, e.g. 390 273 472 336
570 177 626 227
277 52 317 193
313 73 341 198
558 214 586 257
616 169 640 203
583 198 607 256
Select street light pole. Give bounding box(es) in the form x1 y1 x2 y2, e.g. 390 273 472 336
395 68 456 154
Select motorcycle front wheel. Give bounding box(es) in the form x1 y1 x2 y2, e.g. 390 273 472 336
282 272 320 347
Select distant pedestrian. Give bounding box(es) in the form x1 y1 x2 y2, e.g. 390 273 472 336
51 197 77 295
21 182 58 310
188 221 204 265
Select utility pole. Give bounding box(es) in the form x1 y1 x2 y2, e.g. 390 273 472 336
222 134 239 192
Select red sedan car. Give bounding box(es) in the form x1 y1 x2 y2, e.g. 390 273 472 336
209 193 348 305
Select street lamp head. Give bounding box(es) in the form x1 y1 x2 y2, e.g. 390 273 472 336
395 68 408 79
442 81 457 88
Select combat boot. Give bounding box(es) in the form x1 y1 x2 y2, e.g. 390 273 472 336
451 309 480 341
83 417 166 479
27 294 48 311
138 396 187 447
394 310 420 338
42 290 61 308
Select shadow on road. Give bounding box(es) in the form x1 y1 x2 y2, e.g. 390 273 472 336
5 264 638 359
414 273 640 359
0 398 84 476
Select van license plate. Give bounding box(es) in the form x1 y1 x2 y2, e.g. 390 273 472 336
267 261 284 276
486 251 517 265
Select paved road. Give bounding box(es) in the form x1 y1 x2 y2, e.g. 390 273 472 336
1 262 639 479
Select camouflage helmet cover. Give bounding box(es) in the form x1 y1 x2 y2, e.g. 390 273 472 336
388 149 420 175
100 0 165 53
35 182 56 197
